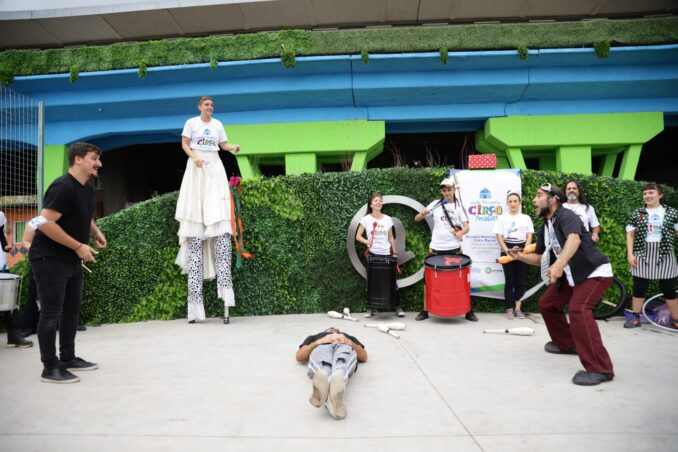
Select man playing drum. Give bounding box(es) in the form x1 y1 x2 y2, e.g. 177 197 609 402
414 178 477 322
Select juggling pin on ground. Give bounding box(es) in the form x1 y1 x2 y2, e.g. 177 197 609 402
483 327 535 336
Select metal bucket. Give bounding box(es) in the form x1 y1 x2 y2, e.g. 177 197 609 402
0 273 21 311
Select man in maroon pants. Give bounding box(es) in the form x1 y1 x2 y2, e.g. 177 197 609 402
511 183 614 386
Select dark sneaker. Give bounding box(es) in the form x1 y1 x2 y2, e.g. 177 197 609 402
309 369 329 408
223 317 230 324
41 367 80 384
465 311 478 322
572 370 614 386
61 357 98 371
544 341 577 355
415 310 429 321
21 328 37 338
395 308 405 318
623 318 641 329
7 336 33 348
77 324 87 332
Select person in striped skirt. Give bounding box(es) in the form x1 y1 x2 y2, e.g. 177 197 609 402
624 183 678 329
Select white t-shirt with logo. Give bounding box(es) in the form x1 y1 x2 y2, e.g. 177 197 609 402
625 206 667 243
562 203 599 232
492 213 534 245
360 214 394 256
182 116 227 152
426 199 469 251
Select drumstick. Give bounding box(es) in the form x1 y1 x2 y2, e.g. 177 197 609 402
376 323 400 338
365 221 377 256
342 307 358 322
82 262 92 273
483 327 535 336
496 243 537 264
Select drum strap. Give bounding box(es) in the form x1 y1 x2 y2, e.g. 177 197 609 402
441 202 461 232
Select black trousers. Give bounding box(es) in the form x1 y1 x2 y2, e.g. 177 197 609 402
21 270 40 332
500 242 527 309
30 257 83 369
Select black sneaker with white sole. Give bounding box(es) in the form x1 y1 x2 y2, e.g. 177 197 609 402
61 357 98 371
41 367 80 384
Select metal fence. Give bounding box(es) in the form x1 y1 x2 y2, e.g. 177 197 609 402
0 86 43 268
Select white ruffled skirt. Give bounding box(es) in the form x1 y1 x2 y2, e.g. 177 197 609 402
175 151 235 316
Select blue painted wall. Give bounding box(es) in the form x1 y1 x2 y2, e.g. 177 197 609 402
8 45 678 150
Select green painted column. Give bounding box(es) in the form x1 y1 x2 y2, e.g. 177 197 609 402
599 153 618 177
539 155 556 171
228 120 385 179
236 155 261 180
619 144 643 180
556 146 592 174
479 112 663 178
43 144 69 193
285 153 318 175
505 147 526 169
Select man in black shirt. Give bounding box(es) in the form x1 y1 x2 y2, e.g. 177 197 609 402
296 327 367 420
511 183 614 386
30 142 107 384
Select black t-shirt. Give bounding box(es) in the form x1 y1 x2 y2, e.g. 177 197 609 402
299 331 365 349
30 173 95 264
536 206 609 285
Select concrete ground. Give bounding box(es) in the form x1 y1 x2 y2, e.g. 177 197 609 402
1 312 676 452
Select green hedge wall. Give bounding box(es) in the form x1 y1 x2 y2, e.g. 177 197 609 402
1 17 677 85
10 168 678 324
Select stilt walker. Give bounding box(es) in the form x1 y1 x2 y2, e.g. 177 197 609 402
175 96 241 324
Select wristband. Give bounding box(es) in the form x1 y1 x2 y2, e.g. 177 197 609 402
74 243 83 251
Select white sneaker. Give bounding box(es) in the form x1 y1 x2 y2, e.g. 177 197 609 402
309 369 329 408
364 309 374 318
326 372 347 420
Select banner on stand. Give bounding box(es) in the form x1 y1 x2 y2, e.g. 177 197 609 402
454 169 522 299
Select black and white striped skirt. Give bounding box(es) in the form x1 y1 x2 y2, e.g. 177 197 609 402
631 242 678 279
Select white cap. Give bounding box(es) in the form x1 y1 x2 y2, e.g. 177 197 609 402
439 177 456 188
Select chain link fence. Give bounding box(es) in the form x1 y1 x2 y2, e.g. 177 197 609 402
0 86 43 269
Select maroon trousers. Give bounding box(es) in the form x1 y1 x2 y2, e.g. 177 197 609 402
539 277 614 374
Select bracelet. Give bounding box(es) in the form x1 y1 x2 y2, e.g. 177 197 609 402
74 243 83 251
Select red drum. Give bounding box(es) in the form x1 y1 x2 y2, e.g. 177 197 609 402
424 253 472 317
366 254 397 310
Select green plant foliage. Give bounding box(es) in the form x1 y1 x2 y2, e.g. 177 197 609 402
138 61 148 78
439 47 448 65
1 17 676 79
594 41 611 58
0 67 13 86
361 50 369 65
69 66 79 83
210 57 218 70
517 46 529 60
281 50 296 69
10 168 676 326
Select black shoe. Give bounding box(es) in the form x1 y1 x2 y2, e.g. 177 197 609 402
7 336 33 348
623 317 641 328
61 357 98 371
223 317 230 324
572 370 614 386
415 310 429 321
41 366 80 384
544 341 577 355
465 311 478 322
77 324 87 332
188 320 196 324
21 328 36 338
